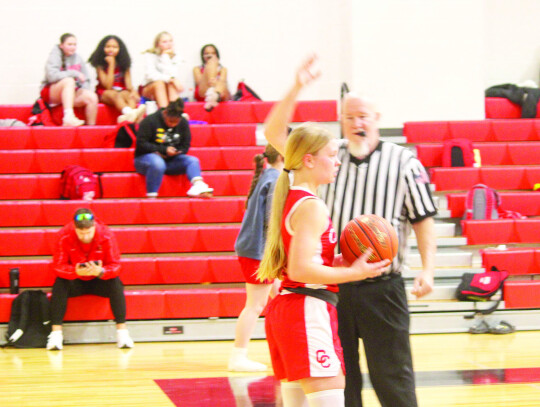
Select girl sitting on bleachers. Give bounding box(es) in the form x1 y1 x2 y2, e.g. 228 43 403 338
40 33 98 126
88 35 146 124
140 32 184 109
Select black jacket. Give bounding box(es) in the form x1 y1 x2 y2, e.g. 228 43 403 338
134 109 191 158
486 83 540 118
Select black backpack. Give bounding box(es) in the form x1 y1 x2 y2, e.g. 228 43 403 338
3 290 52 348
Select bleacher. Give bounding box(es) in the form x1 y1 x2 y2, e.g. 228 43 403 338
404 111 540 318
0 100 339 342
2 97 540 342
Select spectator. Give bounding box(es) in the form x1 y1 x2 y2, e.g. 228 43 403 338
41 33 98 126
134 98 213 198
47 208 133 350
229 144 283 372
257 123 389 406
193 44 230 111
264 55 437 407
141 32 184 108
88 35 146 124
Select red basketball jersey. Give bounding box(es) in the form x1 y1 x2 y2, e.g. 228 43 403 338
280 187 338 293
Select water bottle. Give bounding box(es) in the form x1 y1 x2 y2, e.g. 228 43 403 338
9 268 19 294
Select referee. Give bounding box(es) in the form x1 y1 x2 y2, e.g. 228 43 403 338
264 55 437 407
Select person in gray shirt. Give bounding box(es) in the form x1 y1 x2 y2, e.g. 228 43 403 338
40 33 98 126
229 144 283 372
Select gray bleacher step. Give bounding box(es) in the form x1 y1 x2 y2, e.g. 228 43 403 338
407 250 473 267
4 306 538 342
402 266 484 279
408 236 467 248
405 283 460 301
432 222 455 237
408 299 504 313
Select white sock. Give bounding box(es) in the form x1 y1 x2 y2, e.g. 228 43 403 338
63 108 75 117
281 382 308 407
122 107 133 115
305 389 344 407
191 176 203 185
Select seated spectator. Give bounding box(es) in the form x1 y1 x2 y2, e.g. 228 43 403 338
88 35 146 124
140 32 184 109
47 208 134 350
41 33 98 126
193 44 230 111
134 98 213 198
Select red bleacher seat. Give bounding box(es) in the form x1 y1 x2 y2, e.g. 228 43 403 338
404 119 540 143
481 248 540 275
0 124 258 150
461 219 540 245
503 281 540 309
0 198 247 227
0 171 252 199
0 100 337 125
446 192 540 218
485 97 540 119
0 256 244 289
0 146 263 174
430 166 539 191
0 289 247 322
0 225 241 256
416 142 540 167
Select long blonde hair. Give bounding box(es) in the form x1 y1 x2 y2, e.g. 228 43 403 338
144 31 175 57
257 124 333 281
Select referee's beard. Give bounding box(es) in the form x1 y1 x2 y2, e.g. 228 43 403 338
348 139 370 159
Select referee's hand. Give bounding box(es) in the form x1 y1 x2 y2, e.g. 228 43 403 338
411 271 434 298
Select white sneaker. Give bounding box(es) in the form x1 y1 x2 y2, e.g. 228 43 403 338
134 104 147 121
187 180 214 197
117 329 134 349
46 331 63 350
204 87 219 112
117 109 138 124
62 115 84 127
228 357 267 372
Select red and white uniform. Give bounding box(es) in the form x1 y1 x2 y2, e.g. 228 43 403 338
96 66 126 98
265 187 344 381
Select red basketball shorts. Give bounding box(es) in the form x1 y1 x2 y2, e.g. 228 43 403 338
238 256 273 285
265 292 344 381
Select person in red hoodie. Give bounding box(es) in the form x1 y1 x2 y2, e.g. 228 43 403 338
47 208 133 350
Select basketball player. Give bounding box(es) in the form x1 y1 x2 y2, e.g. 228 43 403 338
264 55 437 407
257 124 390 406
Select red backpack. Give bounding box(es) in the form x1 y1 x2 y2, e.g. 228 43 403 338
60 165 102 200
442 138 475 167
27 98 57 127
232 81 262 102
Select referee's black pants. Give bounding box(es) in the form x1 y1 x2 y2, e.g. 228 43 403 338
50 277 127 325
338 274 417 407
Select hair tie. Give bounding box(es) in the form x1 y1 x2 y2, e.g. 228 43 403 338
283 168 290 173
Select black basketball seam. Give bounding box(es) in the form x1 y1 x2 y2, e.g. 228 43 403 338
353 217 383 261
342 233 361 261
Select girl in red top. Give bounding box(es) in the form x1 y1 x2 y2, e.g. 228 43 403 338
257 123 390 406
88 35 145 123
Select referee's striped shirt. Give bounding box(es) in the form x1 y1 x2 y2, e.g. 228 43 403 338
320 140 437 275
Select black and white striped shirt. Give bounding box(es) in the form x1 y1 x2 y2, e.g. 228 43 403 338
321 141 437 275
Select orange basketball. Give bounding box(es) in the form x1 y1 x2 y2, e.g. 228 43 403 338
340 214 398 264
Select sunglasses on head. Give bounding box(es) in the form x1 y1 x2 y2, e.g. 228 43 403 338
75 213 94 222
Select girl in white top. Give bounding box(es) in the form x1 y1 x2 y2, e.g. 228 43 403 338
141 32 184 108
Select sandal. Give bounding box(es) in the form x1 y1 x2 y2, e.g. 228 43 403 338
489 320 515 334
469 320 490 334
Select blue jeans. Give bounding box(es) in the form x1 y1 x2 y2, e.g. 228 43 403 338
134 153 202 194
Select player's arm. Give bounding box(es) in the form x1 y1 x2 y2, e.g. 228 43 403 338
288 199 388 284
264 55 320 155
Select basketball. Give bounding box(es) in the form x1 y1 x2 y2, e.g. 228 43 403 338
340 214 398 264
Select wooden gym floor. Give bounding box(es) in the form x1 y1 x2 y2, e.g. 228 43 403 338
2 331 540 406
